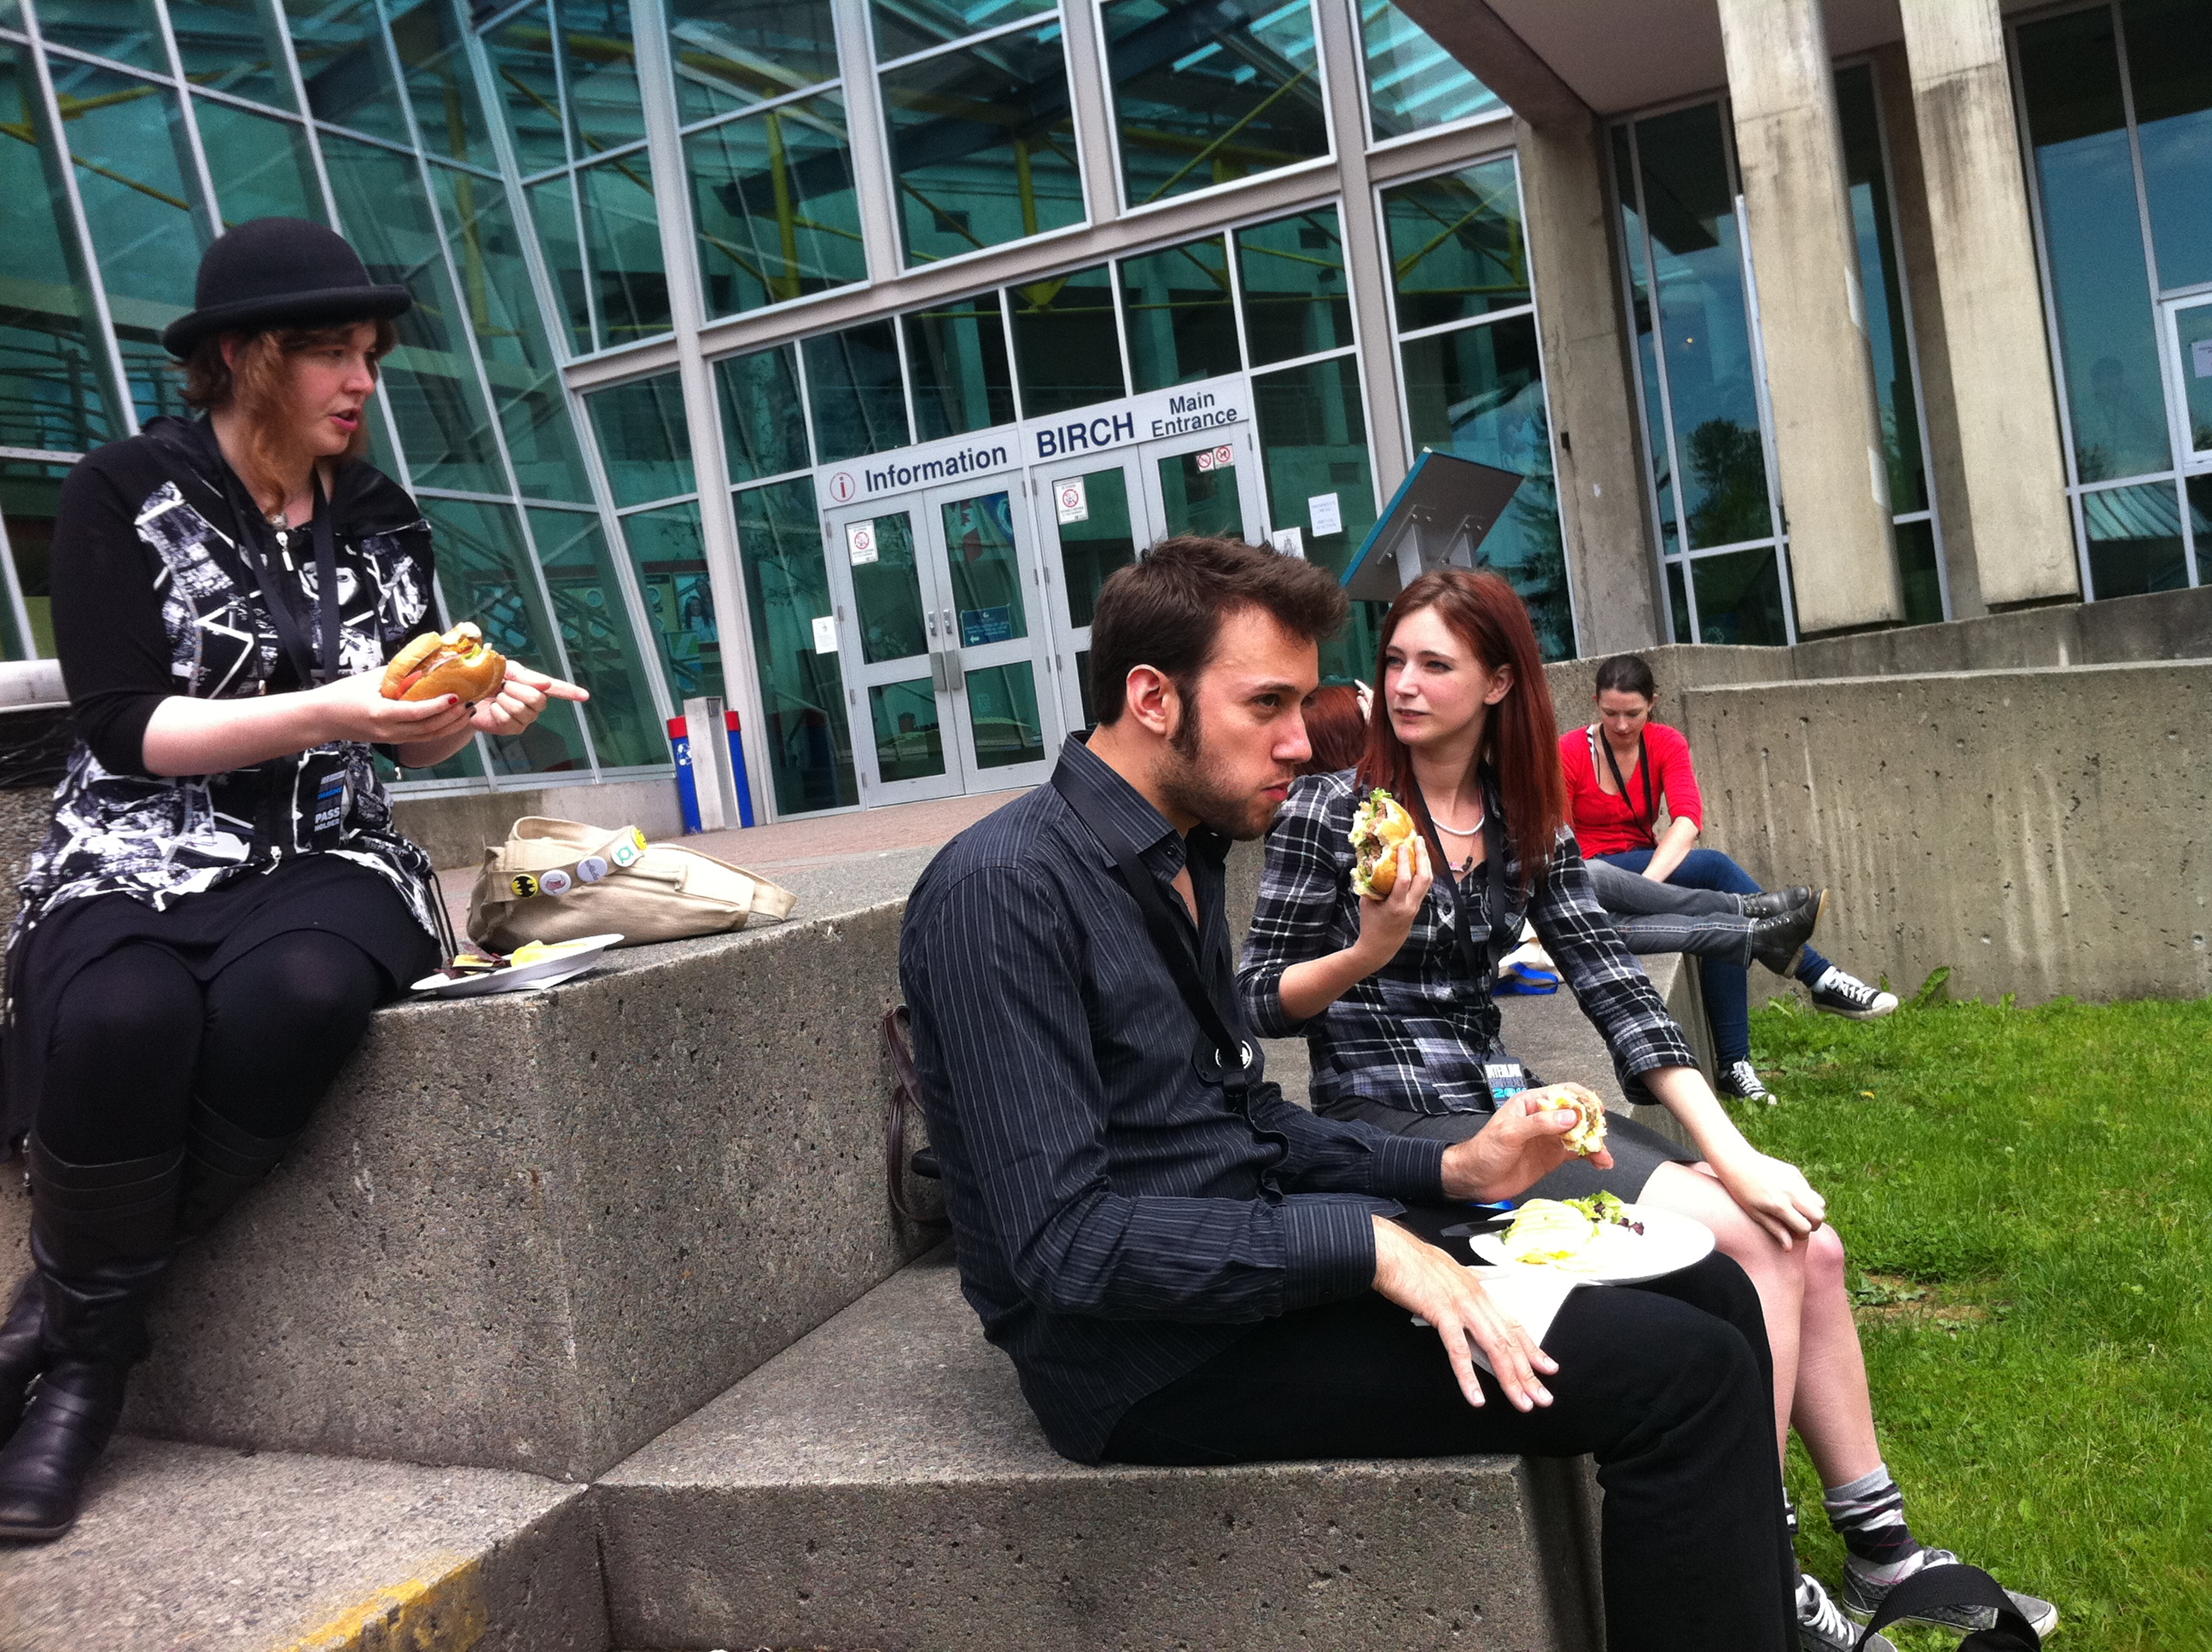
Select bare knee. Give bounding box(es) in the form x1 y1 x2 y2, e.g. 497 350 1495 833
1806 1221 1849 1297
1644 1165 1804 1285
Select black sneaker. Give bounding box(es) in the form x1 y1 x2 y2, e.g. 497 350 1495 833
1745 885 1817 919
1843 1549 2058 1638
1806 967 1898 1020
1801 1574 1896 1652
1717 1058 1775 1104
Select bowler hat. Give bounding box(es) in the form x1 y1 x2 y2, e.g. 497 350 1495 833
162 217 411 358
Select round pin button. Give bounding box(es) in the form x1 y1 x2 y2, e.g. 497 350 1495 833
539 868 573 896
575 855 609 883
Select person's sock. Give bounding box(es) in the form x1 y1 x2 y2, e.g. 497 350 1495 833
1825 1463 1921 1578
1801 960 1837 989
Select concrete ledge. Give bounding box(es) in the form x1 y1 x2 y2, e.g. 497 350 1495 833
0 903 938 1482
597 1250 1599 1652
0 1438 602 1651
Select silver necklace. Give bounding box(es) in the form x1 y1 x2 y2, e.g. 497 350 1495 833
1430 806 1486 838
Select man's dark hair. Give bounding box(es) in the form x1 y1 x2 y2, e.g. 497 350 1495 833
1088 535 1348 730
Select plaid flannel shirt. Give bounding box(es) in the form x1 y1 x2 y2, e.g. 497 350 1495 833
1236 770 1698 1117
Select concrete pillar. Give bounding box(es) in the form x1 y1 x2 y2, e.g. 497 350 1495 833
1516 113 1666 653
1895 0 2079 608
1716 0 1904 635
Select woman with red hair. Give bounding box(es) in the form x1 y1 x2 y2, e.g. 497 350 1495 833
1238 569 2052 1649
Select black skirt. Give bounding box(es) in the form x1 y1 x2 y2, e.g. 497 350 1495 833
2 854 439 1149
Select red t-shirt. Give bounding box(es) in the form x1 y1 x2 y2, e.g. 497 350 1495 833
1558 721 1704 858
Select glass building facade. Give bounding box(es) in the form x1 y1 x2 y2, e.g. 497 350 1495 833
8 0 2205 819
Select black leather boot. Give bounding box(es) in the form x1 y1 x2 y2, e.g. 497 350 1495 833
0 1272 42 1438
0 1137 182 1543
1749 893 1823 975
176 1102 302 1243
1743 885 1819 919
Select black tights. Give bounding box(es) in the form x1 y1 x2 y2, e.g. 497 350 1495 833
38 930 384 1164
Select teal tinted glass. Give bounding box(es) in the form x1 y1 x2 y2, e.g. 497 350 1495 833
1253 354 1379 681
2018 10 2168 483
388 0 498 167
1688 546 1789 645
1010 265 1124 418
1103 0 1326 206
803 321 909 463
1 461 71 658
1613 122 1677 553
1399 315 1572 660
587 372 695 505
964 661 1044 769
1664 559 1691 645
1837 66 1926 514
324 136 509 495
35 0 167 72
2125 0 2212 291
196 97 325 228
1236 207 1352 365
668 0 840 123
870 679 945 782
1361 0 1499 141
1119 235 1238 393
422 498 593 775
485 3 569 175
1892 518 1943 627
1632 101 1773 548
882 25 1084 267
527 506 667 766
579 151 672 343
734 476 857 813
0 47 114 454
429 162 595 503
526 174 592 352
1383 158 1528 331
621 498 727 701
2176 300 2212 459
904 293 1016 440
1052 464 1134 628
562 0 646 156
1155 449 1241 538
686 93 866 319
283 0 410 144
940 490 1025 638
872 0 1055 61
47 61 206 425
2083 480 2187 597
170 0 294 108
715 344 812 483
848 509 925 662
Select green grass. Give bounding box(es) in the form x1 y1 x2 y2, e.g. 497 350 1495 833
1736 978 2212 1651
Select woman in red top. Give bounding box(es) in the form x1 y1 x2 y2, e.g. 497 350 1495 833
1560 655 1895 1103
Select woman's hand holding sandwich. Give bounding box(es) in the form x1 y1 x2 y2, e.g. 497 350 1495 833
1276 833 1433 1021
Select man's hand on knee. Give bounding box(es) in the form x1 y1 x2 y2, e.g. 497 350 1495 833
1371 1217 1557 1413
1438 1089 1615 1204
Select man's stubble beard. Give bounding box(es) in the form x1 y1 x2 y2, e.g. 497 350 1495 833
1156 694 1284 843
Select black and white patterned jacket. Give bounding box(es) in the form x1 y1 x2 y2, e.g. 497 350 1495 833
14 417 442 941
1237 768 1698 1115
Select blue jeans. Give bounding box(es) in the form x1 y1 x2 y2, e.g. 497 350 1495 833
1597 849 1831 1065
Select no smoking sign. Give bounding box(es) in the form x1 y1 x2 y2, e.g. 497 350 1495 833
1195 443 1236 473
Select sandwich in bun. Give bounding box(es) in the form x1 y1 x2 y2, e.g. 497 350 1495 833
1349 788 1418 898
1554 1083 1609 1157
381 622 507 704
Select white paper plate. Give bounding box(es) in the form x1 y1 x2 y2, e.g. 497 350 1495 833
1470 1203 1714 1285
411 934 624 998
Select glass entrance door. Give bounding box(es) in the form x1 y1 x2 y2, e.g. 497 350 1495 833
825 478 1056 803
1037 425 1266 731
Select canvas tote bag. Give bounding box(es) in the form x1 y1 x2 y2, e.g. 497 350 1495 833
466 816 796 951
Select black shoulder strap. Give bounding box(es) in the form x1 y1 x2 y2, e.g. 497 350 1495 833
1050 767 1255 1102
1854 1563 2039 1652
1411 771 1516 986
1598 729 1656 844
214 462 344 688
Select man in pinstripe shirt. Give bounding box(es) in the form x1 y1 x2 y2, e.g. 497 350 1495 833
899 538 1794 1650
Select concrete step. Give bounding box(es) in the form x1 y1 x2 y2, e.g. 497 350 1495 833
0 1436 602 1651
597 1248 1602 1652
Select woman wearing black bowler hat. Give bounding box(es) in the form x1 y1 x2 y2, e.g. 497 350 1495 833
0 217 587 1541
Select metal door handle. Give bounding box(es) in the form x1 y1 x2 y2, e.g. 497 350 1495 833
942 649 965 694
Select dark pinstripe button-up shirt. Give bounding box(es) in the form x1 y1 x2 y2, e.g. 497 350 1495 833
899 735 1449 1463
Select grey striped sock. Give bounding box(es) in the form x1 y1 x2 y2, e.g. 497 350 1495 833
1823 1463 1918 1567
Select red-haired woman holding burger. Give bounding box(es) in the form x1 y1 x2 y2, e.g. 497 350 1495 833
0 218 585 1541
1238 569 2052 1646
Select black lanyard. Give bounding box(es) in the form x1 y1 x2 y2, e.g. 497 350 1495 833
1411 772 1516 988
219 463 343 689
1594 726 1656 845
1050 765 1258 1104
